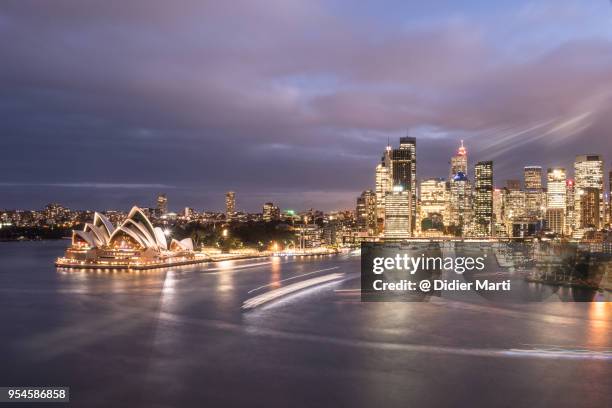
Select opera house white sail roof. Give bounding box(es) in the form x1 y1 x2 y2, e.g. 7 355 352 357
57 206 199 269
71 206 193 252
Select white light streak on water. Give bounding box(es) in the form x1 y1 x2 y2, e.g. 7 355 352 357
247 266 340 294
242 273 345 310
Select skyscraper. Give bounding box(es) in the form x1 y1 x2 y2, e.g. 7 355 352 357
579 187 601 229
419 178 447 220
374 143 392 233
574 155 604 234
609 170 612 227
474 161 493 237
503 179 525 227
449 172 472 235
262 202 280 222
524 166 543 221
448 140 471 235
524 166 542 190
392 136 416 233
492 188 505 236
565 179 575 235
356 190 377 236
419 178 447 235
156 193 168 216
225 191 236 219
384 186 411 239
449 140 467 179
546 167 566 235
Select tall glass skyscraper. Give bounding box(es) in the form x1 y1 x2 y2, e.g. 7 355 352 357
524 166 543 221
356 190 377 236
449 140 467 178
474 161 493 237
391 136 417 234
156 193 168 216
225 191 236 219
374 144 392 234
448 140 471 235
384 186 412 239
574 155 604 234
546 167 566 235
565 179 575 235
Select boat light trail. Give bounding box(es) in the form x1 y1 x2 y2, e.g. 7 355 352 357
242 273 344 310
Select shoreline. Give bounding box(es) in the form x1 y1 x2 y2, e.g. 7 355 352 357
55 250 340 271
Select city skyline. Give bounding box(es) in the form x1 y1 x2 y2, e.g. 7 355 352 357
1 138 611 215
2 1 612 211
1 136 611 214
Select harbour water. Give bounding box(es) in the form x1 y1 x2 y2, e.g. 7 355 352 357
0 241 610 407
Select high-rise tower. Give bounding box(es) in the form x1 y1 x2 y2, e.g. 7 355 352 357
356 190 377 236
374 143 392 233
391 136 416 233
474 161 493 237
574 155 604 234
546 168 566 235
225 191 236 220
449 140 468 179
565 179 575 235
448 140 471 235
524 166 544 221
156 193 168 216
384 186 412 240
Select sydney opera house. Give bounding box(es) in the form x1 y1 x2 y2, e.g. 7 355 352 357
56 206 198 270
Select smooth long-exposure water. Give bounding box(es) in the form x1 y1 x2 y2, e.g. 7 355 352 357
0 241 610 407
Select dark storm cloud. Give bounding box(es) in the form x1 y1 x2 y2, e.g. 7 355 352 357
1 0 611 211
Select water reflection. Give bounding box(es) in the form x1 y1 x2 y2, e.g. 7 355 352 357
269 256 282 289
588 302 610 348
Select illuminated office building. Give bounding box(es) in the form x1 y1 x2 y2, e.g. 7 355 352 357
356 190 377 236
492 188 505 236
391 137 416 234
384 186 411 239
449 172 472 235
545 167 566 235
524 166 544 220
262 202 280 222
504 179 525 221
608 170 612 226
565 179 575 235
578 187 601 230
225 191 236 220
374 143 393 232
448 141 471 235
156 194 168 216
449 140 468 179
524 166 542 190
419 178 447 233
574 155 604 234
474 161 493 237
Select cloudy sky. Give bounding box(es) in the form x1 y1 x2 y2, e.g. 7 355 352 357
1 0 612 212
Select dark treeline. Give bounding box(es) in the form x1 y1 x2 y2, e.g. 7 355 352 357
175 221 296 249
0 226 72 241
